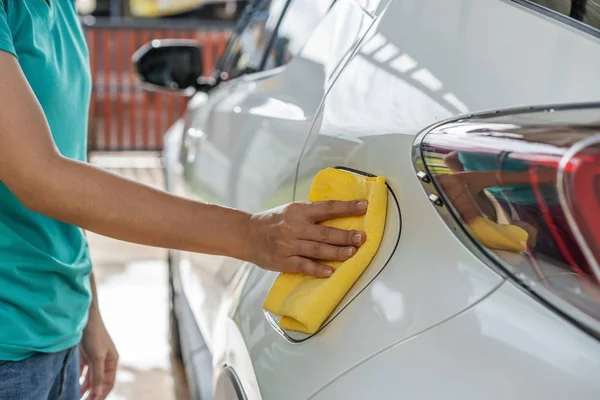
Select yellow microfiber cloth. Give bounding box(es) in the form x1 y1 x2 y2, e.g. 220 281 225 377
263 168 387 334
468 216 529 253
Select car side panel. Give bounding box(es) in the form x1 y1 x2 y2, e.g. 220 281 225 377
173 1 377 398
312 281 600 400
233 0 600 399
175 1 342 353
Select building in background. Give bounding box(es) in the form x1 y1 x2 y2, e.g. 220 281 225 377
76 0 245 19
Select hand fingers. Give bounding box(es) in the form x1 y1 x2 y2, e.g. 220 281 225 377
285 256 334 278
79 351 87 376
299 225 365 246
305 200 368 222
80 369 91 396
79 351 90 395
296 240 356 262
102 356 119 398
79 348 88 376
80 371 90 396
90 355 106 400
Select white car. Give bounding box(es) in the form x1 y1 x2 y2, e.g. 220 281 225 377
133 0 600 399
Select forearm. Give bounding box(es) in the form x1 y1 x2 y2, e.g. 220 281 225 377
25 157 252 259
0 53 250 261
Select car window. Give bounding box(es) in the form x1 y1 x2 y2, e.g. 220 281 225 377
263 0 337 70
218 0 288 80
523 0 600 31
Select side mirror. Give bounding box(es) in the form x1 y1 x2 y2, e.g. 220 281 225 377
132 39 215 95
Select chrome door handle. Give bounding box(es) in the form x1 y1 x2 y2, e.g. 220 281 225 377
183 127 205 163
184 127 205 148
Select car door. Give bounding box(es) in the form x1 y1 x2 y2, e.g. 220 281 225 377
213 1 376 398
179 0 276 207
182 0 340 212
175 0 373 397
174 0 295 371
171 2 278 357
177 0 334 337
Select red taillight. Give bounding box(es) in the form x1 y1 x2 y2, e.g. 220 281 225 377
559 139 600 281
418 107 600 332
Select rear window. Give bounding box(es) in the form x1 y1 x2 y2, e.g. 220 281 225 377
522 0 600 32
262 0 336 70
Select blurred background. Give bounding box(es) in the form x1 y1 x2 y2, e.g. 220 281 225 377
75 1 241 398
77 0 245 19
78 0 240 153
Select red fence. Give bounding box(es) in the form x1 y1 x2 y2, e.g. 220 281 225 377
83 18 232 151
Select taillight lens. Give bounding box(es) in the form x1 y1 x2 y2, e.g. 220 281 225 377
418 106 600 333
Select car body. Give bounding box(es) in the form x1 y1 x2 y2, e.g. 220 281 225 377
137 0 600 398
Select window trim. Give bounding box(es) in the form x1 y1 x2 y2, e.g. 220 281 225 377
511 0 600 38
215 0 339 81
214 0 292 82
259 0 339 71
222 365 248 400
212 3 256 80
258 0 293 71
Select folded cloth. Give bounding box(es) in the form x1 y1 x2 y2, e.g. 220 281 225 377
468 216 529 253
263 168 387 334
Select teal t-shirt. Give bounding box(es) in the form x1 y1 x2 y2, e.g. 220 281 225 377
0 0 92 360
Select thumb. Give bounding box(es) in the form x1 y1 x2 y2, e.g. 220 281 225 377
90 355 106 399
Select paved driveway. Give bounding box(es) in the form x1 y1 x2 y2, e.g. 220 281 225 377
87 153 188 400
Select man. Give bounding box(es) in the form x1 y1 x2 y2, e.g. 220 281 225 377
0 1 366 399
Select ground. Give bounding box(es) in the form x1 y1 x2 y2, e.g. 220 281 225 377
87 153 188 400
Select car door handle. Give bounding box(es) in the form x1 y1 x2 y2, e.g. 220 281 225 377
184 127 205 148
183 127 206 163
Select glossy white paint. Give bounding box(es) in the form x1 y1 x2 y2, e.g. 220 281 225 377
353 0 390 16
182 0 369 212
172 1 377 397
312 281 600 400
161 0 600 398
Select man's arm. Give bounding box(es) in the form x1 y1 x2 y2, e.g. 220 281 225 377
0 52 367 278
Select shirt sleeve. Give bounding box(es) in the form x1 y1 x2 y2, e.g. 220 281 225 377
0 2 16 58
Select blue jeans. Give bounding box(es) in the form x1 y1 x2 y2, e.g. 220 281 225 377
0 346 80 400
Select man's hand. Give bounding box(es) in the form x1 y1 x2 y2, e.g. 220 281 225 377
248 200 368 278
80 309 119 400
